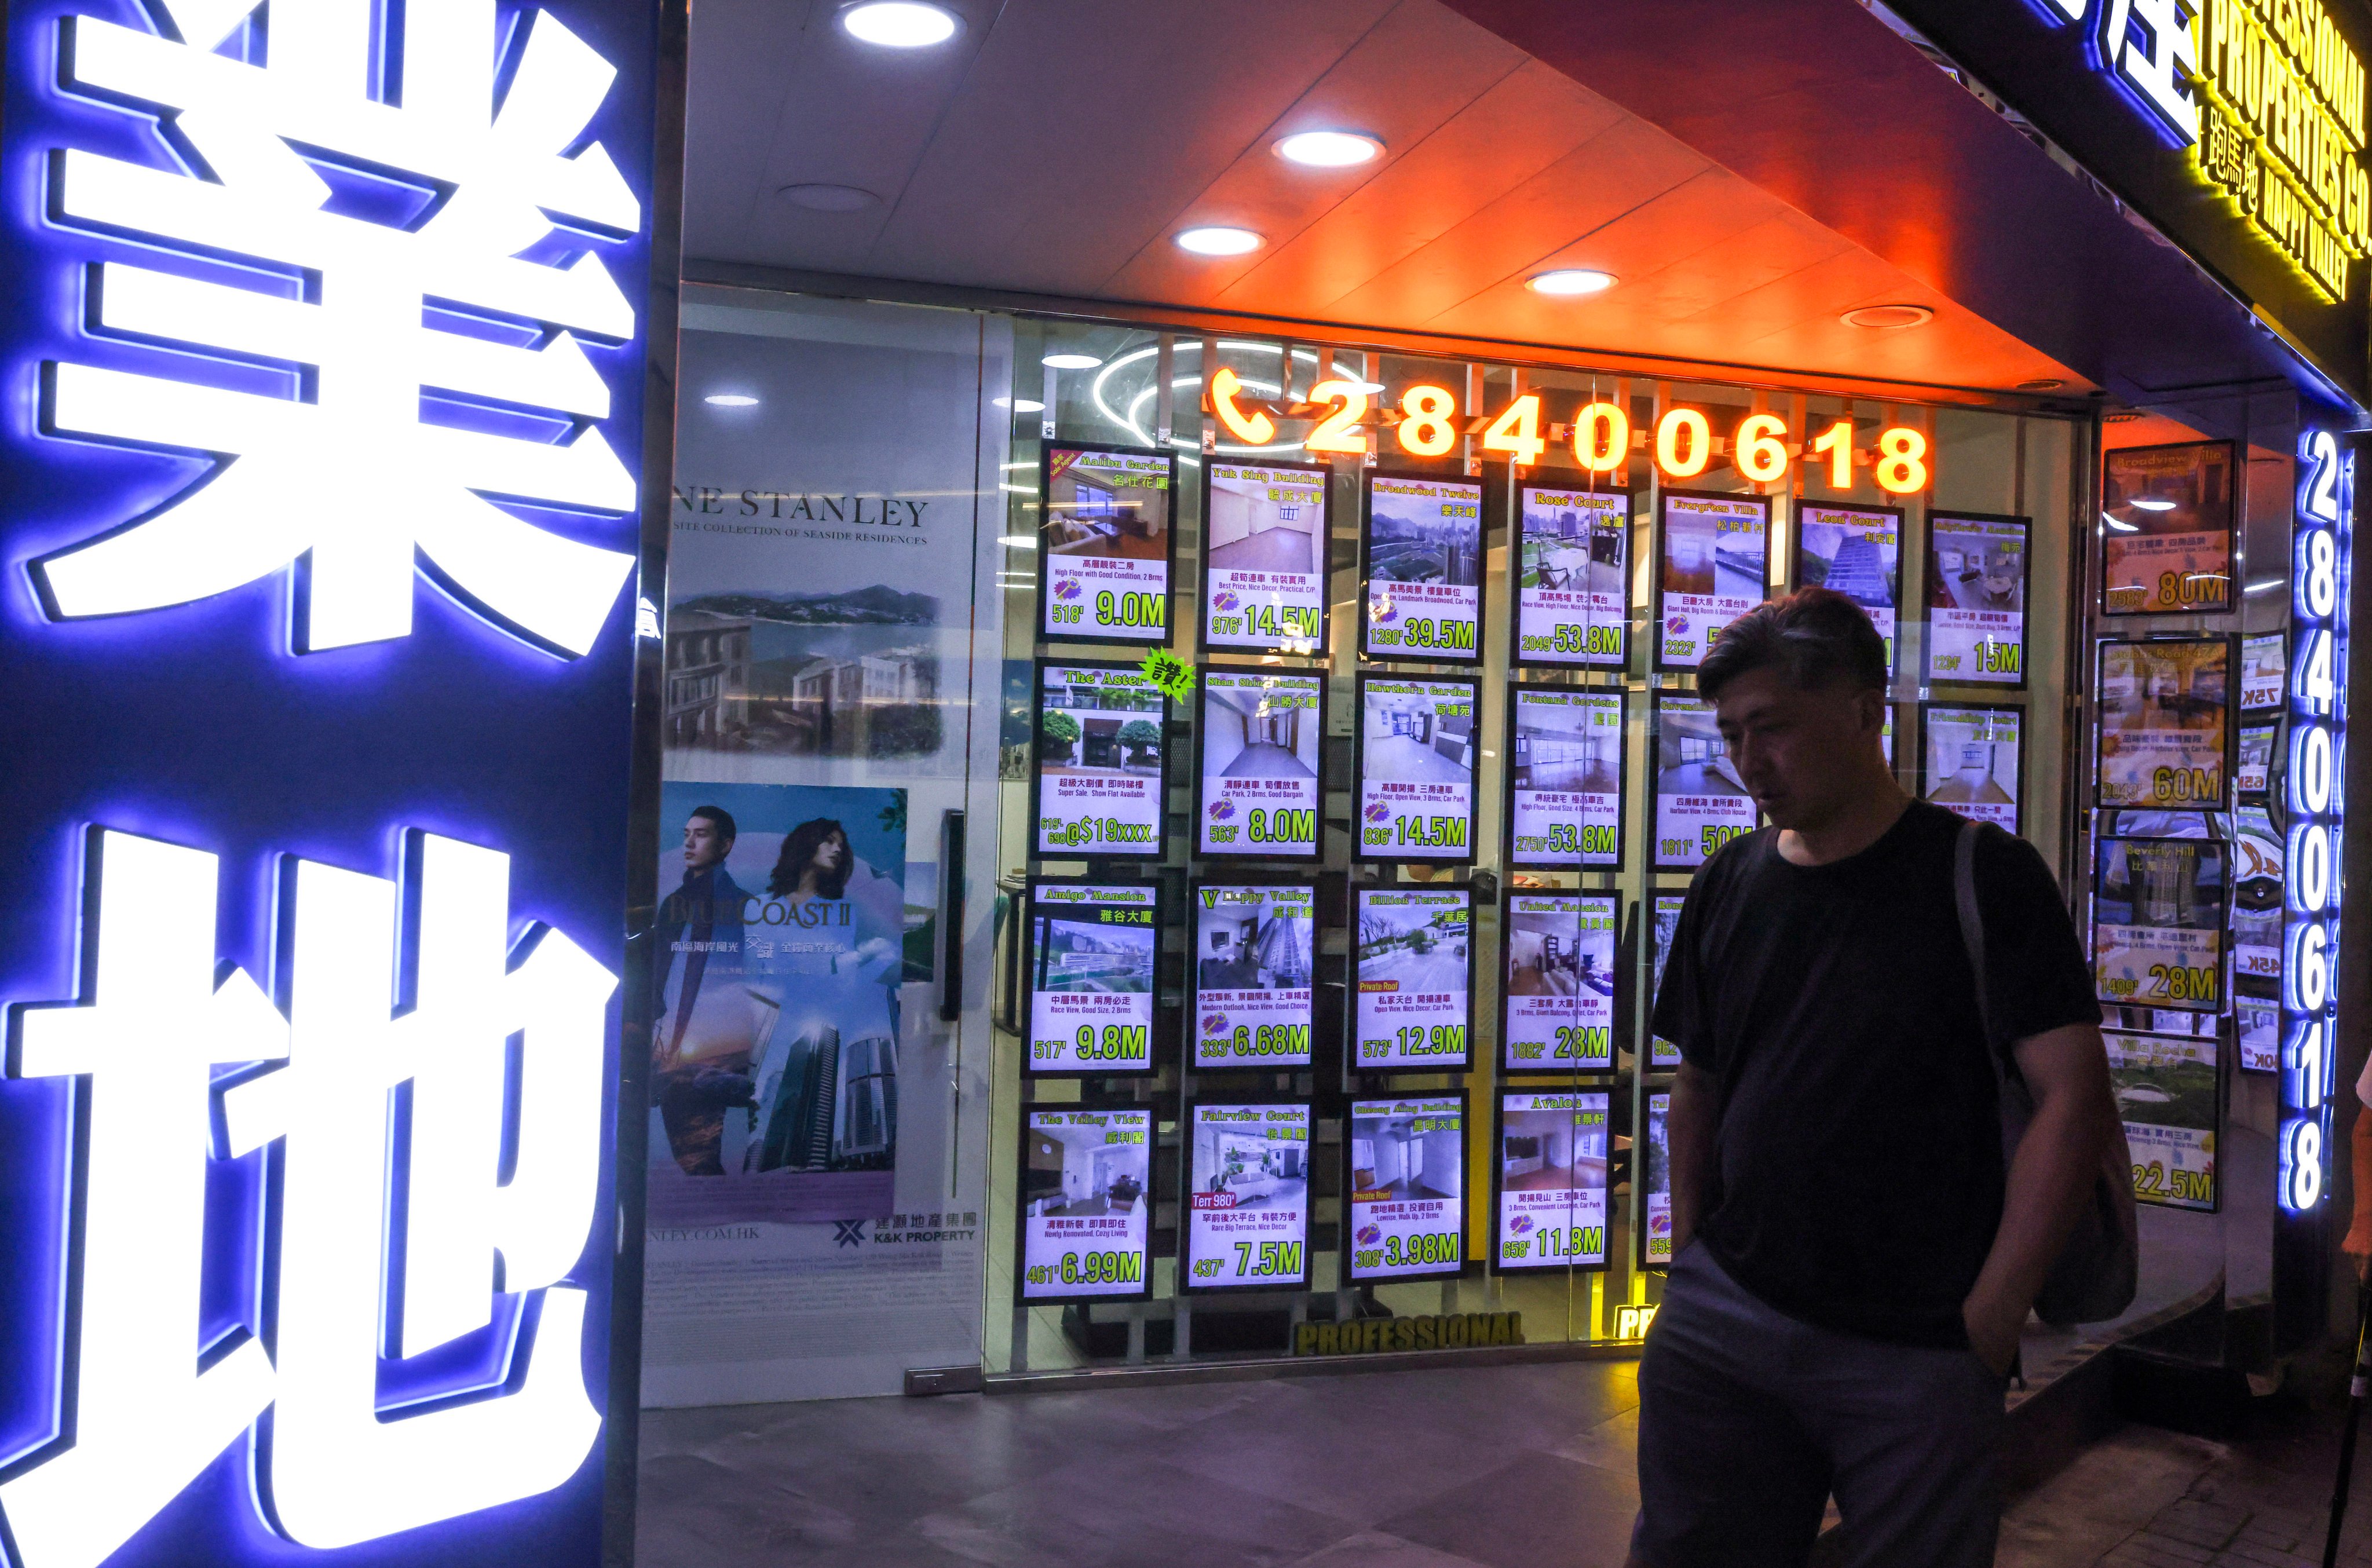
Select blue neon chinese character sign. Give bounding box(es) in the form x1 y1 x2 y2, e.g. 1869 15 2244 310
0 0 664 1556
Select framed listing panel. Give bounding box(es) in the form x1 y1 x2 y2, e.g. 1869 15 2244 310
1033 660 1170 858
2101 441 2236 616
1647 894 1684 1069
1362 470 1485 662
1039 442 1177 644
1506 685 1625 869
2232 804 2283 992
1018 1107 1154 1304
1643 1091 1673 1266
2093 838 2228 1014
1796 500 1903 670
1919 703 2023 831
1196 665 1324 860
2106 1033 2220 1211
2238 1000 2279 1074
1024 880 1161 1075
2096 638 2232 810
2238 719 2277 798
1514 484 1630 669
1351 884 1474 1072
1655 489 1770 670
1180 1101 1314 1293
1201 456 1330 653
1501 891 1617 1071
1924 512 2030 686
1345 1094 1468 1283
1493 1092 1611 1273
1354 674 1478 864
2241 631 2286 711
1651 693 1755 870
1190 881 1317 1069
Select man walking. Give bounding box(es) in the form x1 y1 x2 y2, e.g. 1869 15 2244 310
1632 589 2118 1567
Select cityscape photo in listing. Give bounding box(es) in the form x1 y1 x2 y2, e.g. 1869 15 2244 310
649 783 908 1226
1508 686 1623 868
1184 1103 1314 1289
1502 891 1617 1070
1026 882 1158 1074
1357 677 1476 861
1656 490 1767 668
1354 886 1472 1069
1198 668 1322 858
1653 693 1756 869
1019 1108 1152 1300
1496 1092 1610 1271
1347 1097 1465 1282
1040 444 1174 642
1204 459 1328 651
1193 883 1317 1068
1796 502 1901 669
1035 661 1167 856
1363 472 1484 660
1515 485 1628 667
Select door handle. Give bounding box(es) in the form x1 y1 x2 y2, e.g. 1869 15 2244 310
938 809 964 1022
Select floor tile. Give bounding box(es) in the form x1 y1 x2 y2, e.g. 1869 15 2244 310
914 1455 1358 1568
1373 1451 1639 1568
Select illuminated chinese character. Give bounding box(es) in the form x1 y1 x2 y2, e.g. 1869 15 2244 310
30 0 642 655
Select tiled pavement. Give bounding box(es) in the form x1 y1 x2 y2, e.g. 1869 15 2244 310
637 1354 2372 1567
634 1359 1643 1568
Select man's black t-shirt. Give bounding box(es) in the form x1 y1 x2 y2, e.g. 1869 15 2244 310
1650 801 2099 1349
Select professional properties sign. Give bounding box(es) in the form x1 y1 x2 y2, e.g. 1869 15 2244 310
0 0 663 1563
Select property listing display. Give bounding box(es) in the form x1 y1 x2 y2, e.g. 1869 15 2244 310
1507 686 1625 868
1182 1102 1314 1292
1515 485 1629 668
2238 719 2278 797
2101 441 2236 616
1345 1096 1467 1283
2241 631 2286 711
1197 667 1323 860
1025 881 1160 1075
1353 886 1475 1070
1920 704 2023 831
2106 1033 2220 1211
1925 512 2029 686
1648 896 1685 1068
1657 490 1770 669
2238 1000 2279 1074
1355 675 1478 863
1192 883 1317 1069
1202 458 1329 652
1501 892 1617 1070
1796 501 1902 670
1039 443 1175 642
2232 804 2283 990
1494 1092 1611 1271
2092 838 2228 1014
1033 661 1169 857
1652 693 1756 869
1643 1091 1672 1266
2096 638 2231 810
1363 472 1485 661
1019 1108 1154 1302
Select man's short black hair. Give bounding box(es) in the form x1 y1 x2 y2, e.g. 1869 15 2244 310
1698 587 1888 701
689 805 737 844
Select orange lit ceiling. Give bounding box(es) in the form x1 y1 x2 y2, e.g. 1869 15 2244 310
679 0 2290 406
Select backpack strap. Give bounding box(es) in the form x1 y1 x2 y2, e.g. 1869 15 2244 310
1951 817 1995 1057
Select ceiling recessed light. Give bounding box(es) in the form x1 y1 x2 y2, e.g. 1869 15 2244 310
1175 226 1263 257
1841 304 1935 330
1274 130 1384 167
704 393 759 407
1527 268 1616 297
1040 353 1101 370
2128 498 2178 511
2016 378 2066 392
993 396 1046 412
779 182 880 212
839 1 961 47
